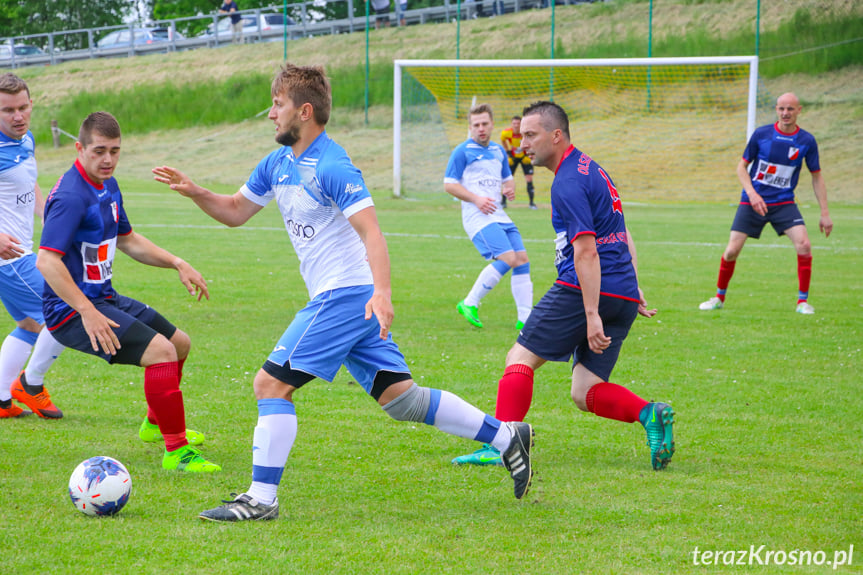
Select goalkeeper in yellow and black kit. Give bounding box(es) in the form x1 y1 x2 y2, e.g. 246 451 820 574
500 115 537 209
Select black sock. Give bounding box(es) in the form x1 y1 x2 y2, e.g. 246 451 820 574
527 182 535 204
19 372 43 395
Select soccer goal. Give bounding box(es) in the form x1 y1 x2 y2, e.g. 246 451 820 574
393 57 760 201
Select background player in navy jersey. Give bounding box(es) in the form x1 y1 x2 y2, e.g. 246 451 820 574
37 112 219 473
445 103 533 331
152 64 534 522
452 101 675 471
0 73 66 419
699 92 833 315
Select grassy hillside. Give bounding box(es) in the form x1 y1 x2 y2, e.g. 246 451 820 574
15 0 863 203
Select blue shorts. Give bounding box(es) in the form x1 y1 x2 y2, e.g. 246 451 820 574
517 283 638 381
0 254 45 323
267 285 410 394
731 202 805 238
471 222 526 260
50 294 176 365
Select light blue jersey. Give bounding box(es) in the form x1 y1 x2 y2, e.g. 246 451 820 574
444 138 513 239
241 131 374 299
0 130 38 265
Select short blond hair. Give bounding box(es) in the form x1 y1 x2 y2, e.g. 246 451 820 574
0 73 30 98
469 103 494 122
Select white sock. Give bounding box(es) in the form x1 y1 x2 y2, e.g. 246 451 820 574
511 273 534 323
428 389 512 452
246 399 297 506
24 329 65 387
0 334 33 401
465 264 504 307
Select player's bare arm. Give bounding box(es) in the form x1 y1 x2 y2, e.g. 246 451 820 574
571 233 611 354
444 182 497 214
348 206 394 340
811 171 833 237
36 249 121 355
737 158 767 216
116 231 209 301
625 228 657 318
152 165 263 227
0 232 24 260
34 183 45 225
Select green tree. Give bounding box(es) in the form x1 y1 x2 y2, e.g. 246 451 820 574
0 0 127 43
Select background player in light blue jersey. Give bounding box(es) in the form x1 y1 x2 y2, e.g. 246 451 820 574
699 92 833 315
444 103 533 331
153 64 535 522
0 73 65 419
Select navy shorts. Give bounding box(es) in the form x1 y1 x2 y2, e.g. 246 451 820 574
731 202 805 238
50 294 176 366
517 283 638 381
508 155 534 176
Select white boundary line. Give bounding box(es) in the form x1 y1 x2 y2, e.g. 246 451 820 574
133 223 860 252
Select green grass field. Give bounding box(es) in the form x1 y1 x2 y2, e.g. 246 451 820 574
1 181 860 574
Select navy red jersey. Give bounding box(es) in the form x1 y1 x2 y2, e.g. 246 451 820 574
40 160 132 329
551 145 639 302
741 123 820 206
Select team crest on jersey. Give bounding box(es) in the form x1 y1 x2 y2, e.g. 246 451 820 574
111 201 118 223
788 146 800 161
81 238 116 284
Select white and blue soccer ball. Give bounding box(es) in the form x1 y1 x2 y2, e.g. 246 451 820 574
68 456 132 516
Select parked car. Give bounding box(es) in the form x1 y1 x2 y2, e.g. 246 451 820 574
199 13 295 43
0 44 47 63
97 27 184 49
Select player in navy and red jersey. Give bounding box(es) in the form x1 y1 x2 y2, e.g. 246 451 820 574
36 111 220 473
699 92 833 315
453 101 675 471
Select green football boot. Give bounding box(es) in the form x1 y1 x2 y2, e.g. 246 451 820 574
456 300 483 328
639 402 675 470
139 418 205 446
451 443 502 466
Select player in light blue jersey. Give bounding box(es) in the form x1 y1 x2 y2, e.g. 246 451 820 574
153 64 535 521
699 92 833 315
0 74 65 419
444 103 533 331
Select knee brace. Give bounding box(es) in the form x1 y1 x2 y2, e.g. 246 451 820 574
382 383 431 423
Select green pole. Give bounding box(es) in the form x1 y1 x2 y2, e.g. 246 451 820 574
647 0 653 112
456 0 461 118
283 0 288 60
550 0 555 100
365 0 370 125
755 0 761 57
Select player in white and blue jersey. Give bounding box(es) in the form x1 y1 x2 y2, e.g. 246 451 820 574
444 103 533 331
452 101 675 471
0 73 65 420
699 92 833 315
153 64 535 521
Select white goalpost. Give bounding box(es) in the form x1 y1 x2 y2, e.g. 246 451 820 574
393 56 760 201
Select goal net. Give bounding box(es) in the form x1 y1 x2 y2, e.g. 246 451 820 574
393 57 759 202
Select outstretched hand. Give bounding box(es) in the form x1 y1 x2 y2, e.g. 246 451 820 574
176 260 210 301
152 166 198 197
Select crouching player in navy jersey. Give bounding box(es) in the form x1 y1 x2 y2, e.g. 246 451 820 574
37 112 220 473
699 92 833 314
453 101 675 471
152 64 535 522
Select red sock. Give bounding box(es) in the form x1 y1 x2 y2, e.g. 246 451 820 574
146 357 187 425
495 364 534 422
716 257 736 302
144 362 187 452
585 382 648 423
797 254 812 302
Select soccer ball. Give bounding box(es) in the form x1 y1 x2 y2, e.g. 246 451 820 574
68 456 132 516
